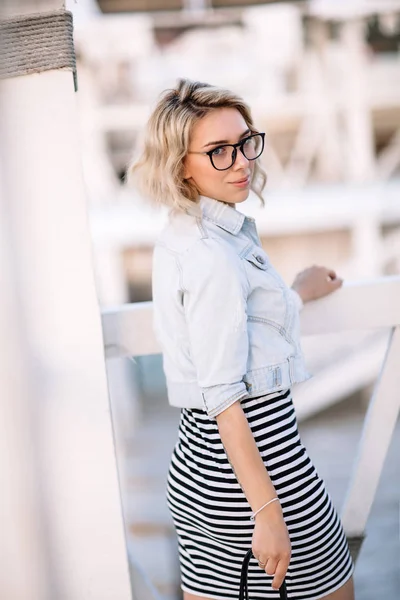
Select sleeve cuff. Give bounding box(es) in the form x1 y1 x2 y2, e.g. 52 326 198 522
202 382 249 419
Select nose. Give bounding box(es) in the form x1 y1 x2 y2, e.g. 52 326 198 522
233 147 250 170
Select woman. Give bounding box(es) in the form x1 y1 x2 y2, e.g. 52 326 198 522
129 79 355 600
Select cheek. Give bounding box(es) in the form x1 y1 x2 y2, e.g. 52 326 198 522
193 160 223 188
203 169 226 193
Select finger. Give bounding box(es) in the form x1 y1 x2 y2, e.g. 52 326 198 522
329 276 343 290
257 556 267 569
325 268 337 280
264 557 279 577
271 558 289 591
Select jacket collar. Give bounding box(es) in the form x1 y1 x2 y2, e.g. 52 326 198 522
199 195 245 235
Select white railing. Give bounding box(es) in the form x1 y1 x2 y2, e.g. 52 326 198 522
102 275 400 555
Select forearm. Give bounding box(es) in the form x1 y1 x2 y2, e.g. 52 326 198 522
216 400 277 513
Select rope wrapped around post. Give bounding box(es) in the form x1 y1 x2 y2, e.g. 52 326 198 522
0 10 77 91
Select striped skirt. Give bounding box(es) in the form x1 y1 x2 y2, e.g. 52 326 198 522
166 389 354 599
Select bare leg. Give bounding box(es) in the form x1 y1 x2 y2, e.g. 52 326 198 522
319 575 355 600
184 575 355 600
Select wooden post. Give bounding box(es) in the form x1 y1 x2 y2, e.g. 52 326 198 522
0 2 132 598
340 19 376 182
341 326 400 538
0 167 52 600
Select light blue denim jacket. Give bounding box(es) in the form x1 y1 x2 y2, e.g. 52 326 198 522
152 195 312 418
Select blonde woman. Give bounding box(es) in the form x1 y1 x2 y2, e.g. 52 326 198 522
129 79 355 600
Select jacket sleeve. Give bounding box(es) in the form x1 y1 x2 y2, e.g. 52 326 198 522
289 287 304 311
181 238 250 419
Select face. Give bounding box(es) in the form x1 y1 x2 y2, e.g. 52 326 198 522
184 107 255 205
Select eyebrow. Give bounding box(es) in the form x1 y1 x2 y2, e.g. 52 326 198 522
202 128 251 149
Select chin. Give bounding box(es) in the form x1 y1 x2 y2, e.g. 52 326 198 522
232 189 251 203
215 189 250 205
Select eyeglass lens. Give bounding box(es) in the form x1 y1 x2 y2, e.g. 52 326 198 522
211 134 264 170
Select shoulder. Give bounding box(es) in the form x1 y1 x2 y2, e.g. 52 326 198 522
182 236 247 293
183 236 233 265
155 210 204 254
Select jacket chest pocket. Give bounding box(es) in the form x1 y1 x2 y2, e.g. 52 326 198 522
243 247 286 289
243 246 293 332
244 247 269 271
244 248 269 271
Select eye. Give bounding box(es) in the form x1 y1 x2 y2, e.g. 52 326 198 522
211 146 228 156
243 137 254 147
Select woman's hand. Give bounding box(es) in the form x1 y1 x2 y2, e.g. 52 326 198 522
291 265 343 304
252 501 291 591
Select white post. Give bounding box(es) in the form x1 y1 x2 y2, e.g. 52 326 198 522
340 19 376 182
0 169 51 600
310 19 342 182
0 2 132 599
93 245 129 306
341 326 400 536
351 213 382 277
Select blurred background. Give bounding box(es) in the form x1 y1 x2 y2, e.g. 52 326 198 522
72 0 400 305
65 0 400 599
1 0 399 598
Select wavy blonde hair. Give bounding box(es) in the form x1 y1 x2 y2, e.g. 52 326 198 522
127 78 267 213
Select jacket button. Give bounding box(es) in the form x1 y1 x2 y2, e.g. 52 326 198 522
255 255 265 264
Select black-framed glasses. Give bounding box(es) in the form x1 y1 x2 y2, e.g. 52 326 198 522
188 132 265 171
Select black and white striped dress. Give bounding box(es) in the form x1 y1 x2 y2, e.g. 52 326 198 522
166 388 354 599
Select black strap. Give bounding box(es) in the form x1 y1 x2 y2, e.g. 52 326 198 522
239 550 288 600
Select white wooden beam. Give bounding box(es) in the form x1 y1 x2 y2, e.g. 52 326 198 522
102 277 400 359
0 159 50 600
103 301 156 358
93 244 129 306
292 330 389 421
350 214 382 278
340 19 376 182
341 326 400 535
0 3 132 598
90 182 400 245
299 277 400 336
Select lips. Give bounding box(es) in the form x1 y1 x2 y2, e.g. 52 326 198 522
231 176 251 186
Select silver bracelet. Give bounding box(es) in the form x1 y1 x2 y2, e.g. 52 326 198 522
250 497 280 521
